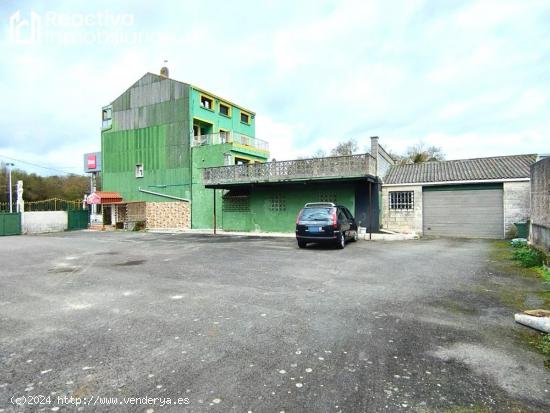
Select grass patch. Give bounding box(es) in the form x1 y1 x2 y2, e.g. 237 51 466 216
511 245 544 268
534 266 550 284
490 242 550 369
536 333 550 354
533 333 550 370
489 242 540 280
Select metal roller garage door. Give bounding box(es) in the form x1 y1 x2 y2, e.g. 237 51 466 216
423 185 504 239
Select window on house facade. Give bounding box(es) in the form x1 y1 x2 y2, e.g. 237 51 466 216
135 164 144 178
270 193 287 212
200 95 214 110
235 157 250 165
220 130 230 143
389 191 414 210
224 153 232 165
219 103 231 117
102 106 112 129
240 111 250 124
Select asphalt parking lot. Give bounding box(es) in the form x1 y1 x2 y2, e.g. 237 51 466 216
0 232 549 412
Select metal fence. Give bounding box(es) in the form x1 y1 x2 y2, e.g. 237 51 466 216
203 153 376 185
0 198 82 212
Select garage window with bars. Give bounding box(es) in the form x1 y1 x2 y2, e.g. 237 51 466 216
389 191 414 210
223 198 250 212
319 192 337 204
270 193 287 212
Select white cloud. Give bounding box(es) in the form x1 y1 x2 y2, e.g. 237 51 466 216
1 0 549 175
255 115 298 160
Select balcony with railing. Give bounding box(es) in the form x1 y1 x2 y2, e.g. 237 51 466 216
203 153 377 186
191 131 269 153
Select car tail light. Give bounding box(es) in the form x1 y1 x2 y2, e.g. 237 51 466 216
296 210 303 224
331 208 337 228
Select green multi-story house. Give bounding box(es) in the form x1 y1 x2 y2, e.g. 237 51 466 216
99 69 385 233
100 70 269 229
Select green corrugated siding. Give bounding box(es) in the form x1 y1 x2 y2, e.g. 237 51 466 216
101 77 191 202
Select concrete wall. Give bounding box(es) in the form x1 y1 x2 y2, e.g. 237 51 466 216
503 181 531 238
381 185 423 234
22 211 67 234
530 158 550 252
146 201 190 230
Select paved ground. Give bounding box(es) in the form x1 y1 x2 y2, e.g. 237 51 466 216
0 232 549 412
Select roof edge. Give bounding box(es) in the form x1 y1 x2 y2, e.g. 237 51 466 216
382 178 530 187
393 153 537 168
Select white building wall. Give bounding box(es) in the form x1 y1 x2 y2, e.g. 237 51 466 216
503 181 531 238
381 185 423 234
22 211 68 234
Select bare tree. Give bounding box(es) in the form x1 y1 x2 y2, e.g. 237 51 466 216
311 149 327 158
330 139 358 156
400 142 445 164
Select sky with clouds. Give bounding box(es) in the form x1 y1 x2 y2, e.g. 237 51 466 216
1 0 549 175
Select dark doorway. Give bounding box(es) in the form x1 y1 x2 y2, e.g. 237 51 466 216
355 181 380 232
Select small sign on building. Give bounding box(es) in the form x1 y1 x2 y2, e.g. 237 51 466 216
83 152 102 173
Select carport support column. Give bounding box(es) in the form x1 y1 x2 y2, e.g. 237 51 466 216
368 183 372 240
213 189 216 236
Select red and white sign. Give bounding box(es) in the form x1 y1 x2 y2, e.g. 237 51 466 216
87 154 96 169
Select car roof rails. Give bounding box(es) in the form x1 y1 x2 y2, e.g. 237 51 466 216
304 202 336 208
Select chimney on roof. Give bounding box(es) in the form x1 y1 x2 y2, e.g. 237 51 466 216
160 60 169 78
370 136 380 177
370 136 379 160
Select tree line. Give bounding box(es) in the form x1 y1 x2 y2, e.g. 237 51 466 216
306 139 445 164
0 162 89 202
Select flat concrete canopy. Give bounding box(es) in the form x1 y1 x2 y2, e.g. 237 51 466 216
0 233 548 411
205 175 378 189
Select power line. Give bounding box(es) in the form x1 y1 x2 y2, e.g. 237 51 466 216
0 154 85 176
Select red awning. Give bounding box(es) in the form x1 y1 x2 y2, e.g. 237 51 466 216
86 191 123 205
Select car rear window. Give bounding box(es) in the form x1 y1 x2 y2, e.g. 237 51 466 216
299 207 334 221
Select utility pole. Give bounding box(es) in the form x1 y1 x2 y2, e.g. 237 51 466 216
6 162 14 213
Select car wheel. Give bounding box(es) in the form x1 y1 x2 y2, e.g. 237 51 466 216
337 232 345 249
297 240 307 249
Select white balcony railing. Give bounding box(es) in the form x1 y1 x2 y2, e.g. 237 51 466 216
192 132 269 152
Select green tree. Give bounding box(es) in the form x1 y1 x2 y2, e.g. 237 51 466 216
0 162 89 202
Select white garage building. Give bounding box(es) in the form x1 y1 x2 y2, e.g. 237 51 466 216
381 154 537 239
